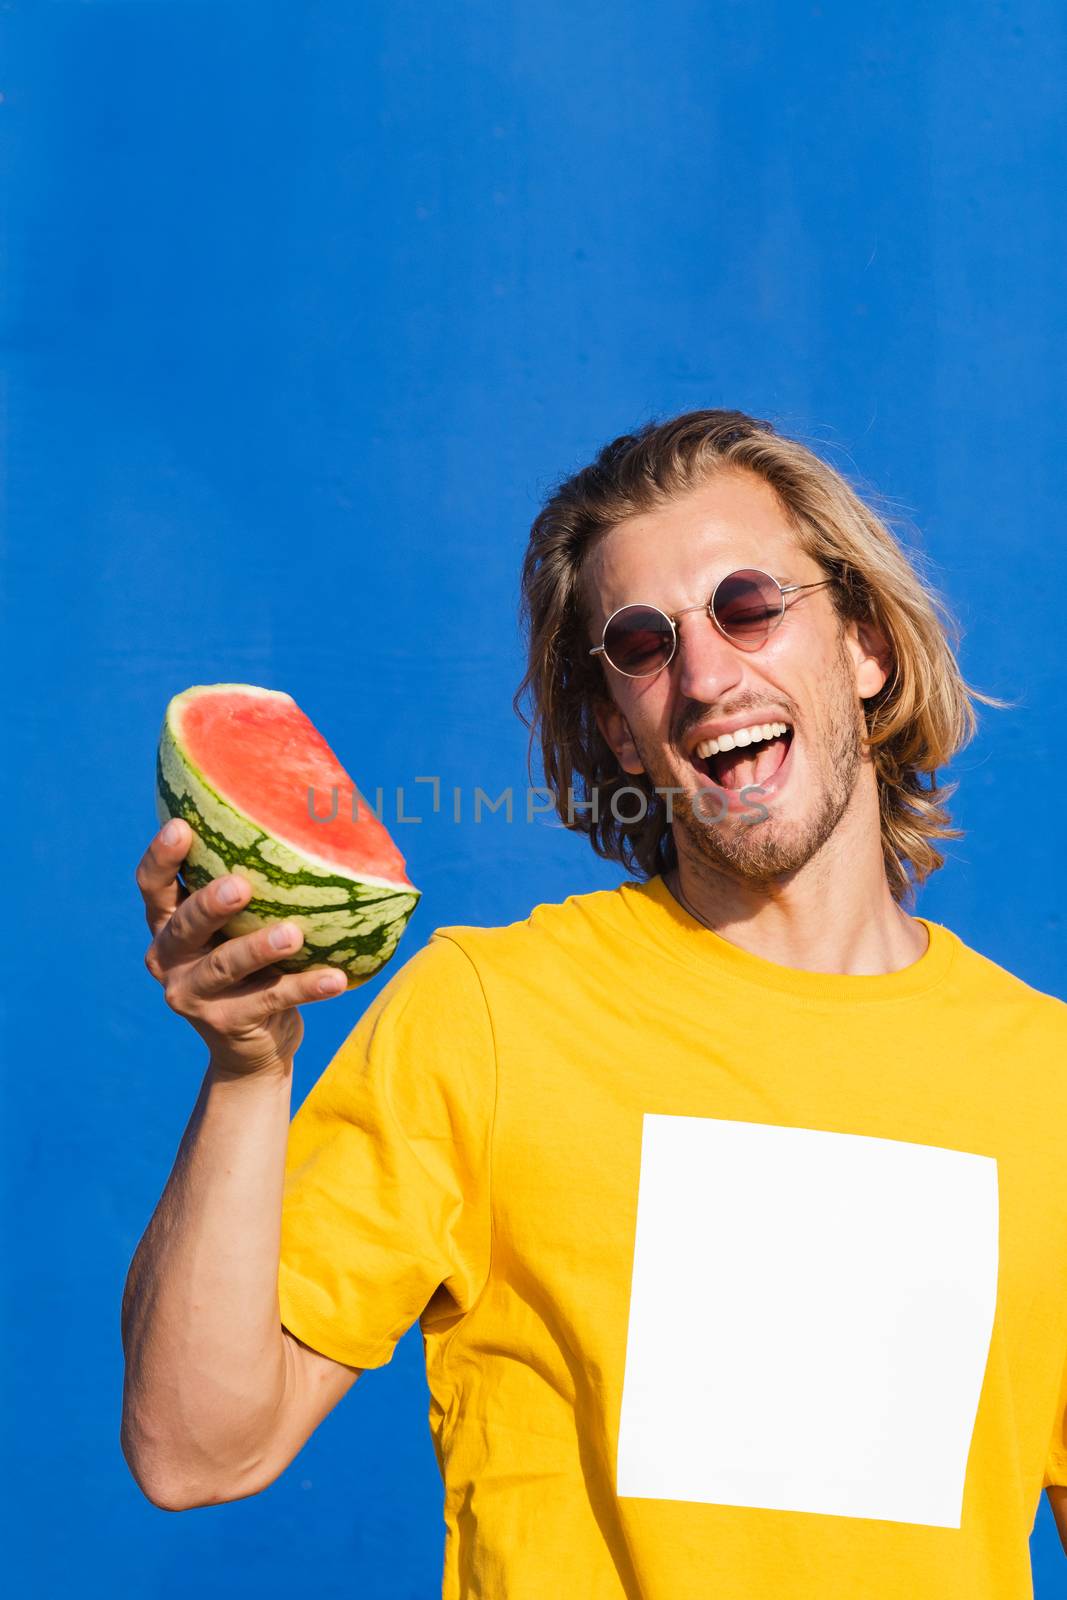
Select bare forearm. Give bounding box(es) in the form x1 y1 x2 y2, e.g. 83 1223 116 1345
120 1057 294 1508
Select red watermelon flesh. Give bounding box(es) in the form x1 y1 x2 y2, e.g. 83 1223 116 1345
175 686 411 884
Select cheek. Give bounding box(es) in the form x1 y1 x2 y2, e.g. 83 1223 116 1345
619 678 673 734
768 629 853 710
626 694 686 776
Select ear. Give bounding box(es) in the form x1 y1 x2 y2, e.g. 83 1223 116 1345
594 694 645 776
843 617 893 701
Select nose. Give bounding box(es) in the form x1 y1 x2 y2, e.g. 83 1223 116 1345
671 609 745 704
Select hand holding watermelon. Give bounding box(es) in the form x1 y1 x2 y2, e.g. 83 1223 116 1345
154 683 419 987
137 819 348 1075
141 683 421 1075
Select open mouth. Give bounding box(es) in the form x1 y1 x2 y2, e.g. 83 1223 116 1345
691 721 794 792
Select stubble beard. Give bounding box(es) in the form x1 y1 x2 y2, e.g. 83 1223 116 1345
633 643 866 886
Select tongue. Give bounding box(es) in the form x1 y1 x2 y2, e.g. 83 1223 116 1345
710 737 788 791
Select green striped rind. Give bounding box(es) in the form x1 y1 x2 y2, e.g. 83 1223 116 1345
155 699 419 989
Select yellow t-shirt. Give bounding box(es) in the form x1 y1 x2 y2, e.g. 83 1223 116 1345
278 875 1067 1600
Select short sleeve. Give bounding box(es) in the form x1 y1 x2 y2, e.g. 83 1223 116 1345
277 932 496 1370
1042 1348 1067 1489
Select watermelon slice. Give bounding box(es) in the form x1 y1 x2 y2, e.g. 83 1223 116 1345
155 683 419 989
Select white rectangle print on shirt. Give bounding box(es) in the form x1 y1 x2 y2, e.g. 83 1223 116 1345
615 1114 1000 1527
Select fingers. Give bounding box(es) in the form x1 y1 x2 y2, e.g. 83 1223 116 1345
140 829 351 1017
202 965 349 1025
155 869 253 962
135 819 193 936
189 918 310 996
165 932 347 1034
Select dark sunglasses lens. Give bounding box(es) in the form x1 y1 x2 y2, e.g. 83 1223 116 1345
713 570 783 649
603 606 674 674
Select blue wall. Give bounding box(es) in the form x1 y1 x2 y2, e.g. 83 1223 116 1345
5 2 1066 1594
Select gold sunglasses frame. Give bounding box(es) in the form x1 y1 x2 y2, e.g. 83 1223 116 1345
588 568 834 678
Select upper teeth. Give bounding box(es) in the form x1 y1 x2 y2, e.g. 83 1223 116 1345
695 722 789 758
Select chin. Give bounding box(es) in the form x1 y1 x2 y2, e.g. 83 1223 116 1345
686 825 808 882
680 792 847 883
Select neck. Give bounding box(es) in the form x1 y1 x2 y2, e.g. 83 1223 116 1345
666 779 929 977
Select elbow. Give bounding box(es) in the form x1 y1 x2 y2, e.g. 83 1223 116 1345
120 1421 276 1512
121 1447 204 1512
119 1420 216 1513
123 1454 243 1513
133 1476 203 1514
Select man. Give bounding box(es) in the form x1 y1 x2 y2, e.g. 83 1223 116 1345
122 409 1067 1599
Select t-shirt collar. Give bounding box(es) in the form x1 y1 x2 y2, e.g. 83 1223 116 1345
617 873 958 1005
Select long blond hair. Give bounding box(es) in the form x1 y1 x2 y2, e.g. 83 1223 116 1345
514 408 997 903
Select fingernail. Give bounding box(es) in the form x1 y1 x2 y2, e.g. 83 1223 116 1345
270 923 297 949
219 878 244 905
162 820 182 845
318 971 346 993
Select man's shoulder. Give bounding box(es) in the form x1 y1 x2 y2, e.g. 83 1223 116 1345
426 877 642 970
365 879 643 1026
937 919 1067 1028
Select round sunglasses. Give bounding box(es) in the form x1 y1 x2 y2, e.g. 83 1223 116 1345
589 567 833 678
